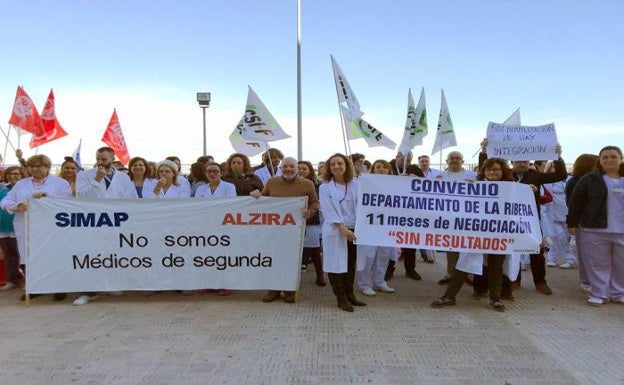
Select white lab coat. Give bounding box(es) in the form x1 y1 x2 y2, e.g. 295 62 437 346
319 180 364 273
77 168 138 199
144 183 191 198
1 175 73 264
254 166 282 185
195 181 237 198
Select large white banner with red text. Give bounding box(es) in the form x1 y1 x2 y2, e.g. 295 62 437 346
26 197 305 293
355 174 541 254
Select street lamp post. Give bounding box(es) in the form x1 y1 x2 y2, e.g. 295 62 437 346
196 92 211 156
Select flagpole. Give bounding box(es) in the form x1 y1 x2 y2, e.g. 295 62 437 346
1 125 16 165
337 107 351 156
296 0 302 161
264 143 276 176
439 150 443 171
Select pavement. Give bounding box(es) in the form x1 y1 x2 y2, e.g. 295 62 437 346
1 254 623 385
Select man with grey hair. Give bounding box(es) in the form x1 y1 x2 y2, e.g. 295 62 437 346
251 157 319 303
436 151 477 285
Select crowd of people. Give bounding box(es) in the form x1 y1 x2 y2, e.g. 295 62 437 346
0 143 622 312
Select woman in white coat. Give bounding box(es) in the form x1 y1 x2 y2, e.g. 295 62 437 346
356 160 397 296
194 162 236 296
128 156 157 198
146 160 191 198
1 155 73 301
319 153 365 312
195 162 237 198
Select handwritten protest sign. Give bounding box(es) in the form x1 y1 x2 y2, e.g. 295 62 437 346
26 197 305 293
486 122 558 161
355 174 541 255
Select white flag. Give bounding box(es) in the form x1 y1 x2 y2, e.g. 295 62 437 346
72 138 83 171
431 89 457 155
503 108 521 125
235 86 291 143
229 115 269 156
398 87 427 154
331 55 364 119
342 107 396 149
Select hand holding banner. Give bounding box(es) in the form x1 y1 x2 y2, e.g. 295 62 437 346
27 197 305 293
486 122 558 161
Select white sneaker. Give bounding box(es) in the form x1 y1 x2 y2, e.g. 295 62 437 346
559 262 576 269
587 297 608 307
0 282 17 291
72 295 97 306
546 261 558 267
580 283 592 293
360 287 376 296
374 283 395 293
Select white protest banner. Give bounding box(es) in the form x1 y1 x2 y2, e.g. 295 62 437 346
355 174 541 255
486 122 558 161
26 197 305 293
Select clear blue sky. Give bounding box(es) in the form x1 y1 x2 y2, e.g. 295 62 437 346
1 0 622 167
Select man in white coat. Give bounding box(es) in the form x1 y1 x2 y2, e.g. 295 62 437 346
436 151 477 285
72 147 138 305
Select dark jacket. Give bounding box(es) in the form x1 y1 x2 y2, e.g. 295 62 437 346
564 176 578 206
479 153 568 213
306 182 321 226
566 171 609 229
388 159 424 177
222 173 264 196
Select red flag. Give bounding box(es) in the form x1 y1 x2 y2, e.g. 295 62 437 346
30 89 69 148
8 86 45 137
101 108 130 164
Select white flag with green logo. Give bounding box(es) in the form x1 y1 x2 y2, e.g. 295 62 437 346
342 107 396 149
431 89 457 155
331 55 364 120
398 87 427 154
229 114 269 156
235 86 291 143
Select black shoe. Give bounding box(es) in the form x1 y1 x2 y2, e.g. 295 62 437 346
489 299 506 312
438 277 450 285
347 295 367 306
431 297 456 308
338 301 354 312
406 270 422 281
501 293 515 302
337 296 354 312
53 293 67 301
20 293 41 301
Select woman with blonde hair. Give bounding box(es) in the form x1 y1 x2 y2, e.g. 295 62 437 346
146 160 190 198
